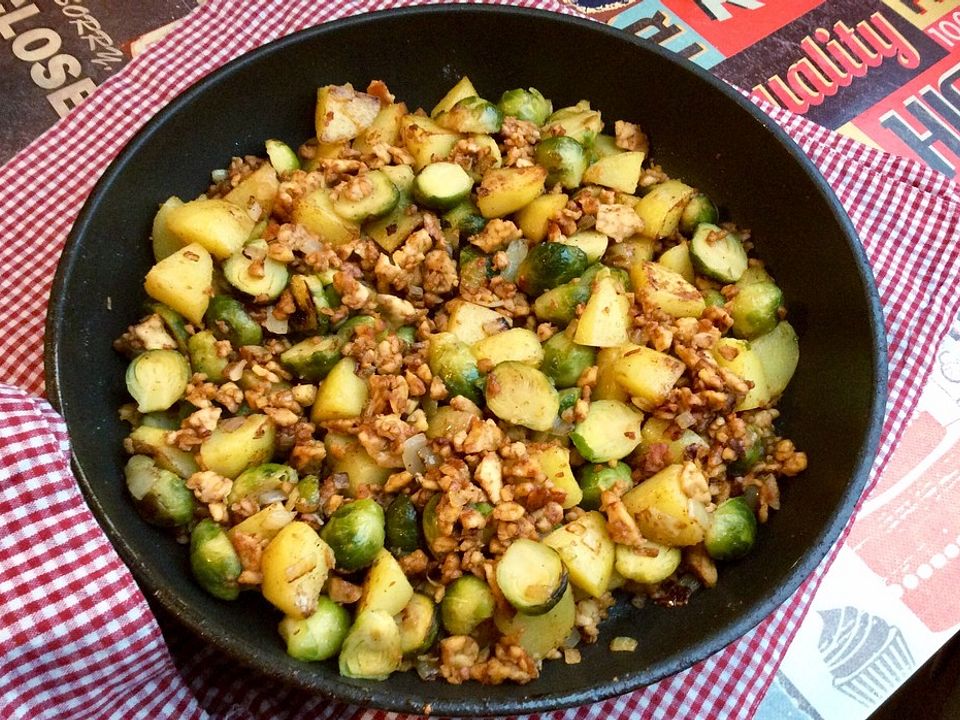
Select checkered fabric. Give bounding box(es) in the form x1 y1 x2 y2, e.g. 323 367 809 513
1 0 959 718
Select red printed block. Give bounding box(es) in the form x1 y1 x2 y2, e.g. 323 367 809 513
849 410 960 632
661 0 822 56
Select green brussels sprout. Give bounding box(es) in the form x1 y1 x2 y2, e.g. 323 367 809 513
190 518 243 600
223 238 290 301
427 332 485 405
227 462 298 507
395 326 417 347
705 497 757 561
279 335 342 382
335 314 380 342
321 498 386 571
421 494 442 557
458 245 493 289
532 279 592 325
124 454 196 527
497 87 553 125
204 295 262 347
440 574 495 635
398 592 440 656
729 425 764 476
577 461 632 510
541 328 597 388
125 349 190 413
436 96 504 134
729 282 783 339
543 101 603 146
338 609 402 680
287 273 331 335
295 475 321 513
145 302 190 354
517 242 589 297
679 192 719 236
265 138 300 173
278 595 351 661
385 494 420 556
535 136 588 190
188 330 229 384
444 200 487 237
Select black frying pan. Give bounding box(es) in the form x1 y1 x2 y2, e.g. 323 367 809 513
45 6 887 715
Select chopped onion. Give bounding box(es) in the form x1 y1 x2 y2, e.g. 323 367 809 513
263 311 288 335
293 232 323 255
419 444 440 470
675 411 695 429
415 655 440 681
501 239 529 282
258 489 288 506
550 416 574 436
402 433 429 475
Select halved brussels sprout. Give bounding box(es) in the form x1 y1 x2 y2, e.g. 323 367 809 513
540 327 596 388
704 497 757 560
339 609 403 680
534 136 588 190
679 192 719 235
427 332 484 405
497 87 553 125
280 335 342 381
399 592 440 657
532 279 592 325
577 461 632 511
227 462 298 507
729 281 783 339
440 574 495 635
320 498 386 572
496 538 568 615
436 96 504 134
223 239 290 302
278 595 350 661
729 424 764 476
188 330 229 384
205 295 262 347
294 475 321 513
516 242 588 297
542 101 603 146
125 349 190 413
385 494 420 556
124 454 196 527
190 518 243 600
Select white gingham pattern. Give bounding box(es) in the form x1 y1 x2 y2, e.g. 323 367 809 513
1 0 959 718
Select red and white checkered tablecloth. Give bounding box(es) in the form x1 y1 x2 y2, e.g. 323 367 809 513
2 0 959 718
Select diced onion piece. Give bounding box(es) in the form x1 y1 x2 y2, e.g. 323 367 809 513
501 239 529 282
402 433 429 475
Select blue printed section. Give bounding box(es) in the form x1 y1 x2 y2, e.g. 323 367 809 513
610 0 725 69
755 672 821 720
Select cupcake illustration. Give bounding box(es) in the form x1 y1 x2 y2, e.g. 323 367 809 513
817 607 914 705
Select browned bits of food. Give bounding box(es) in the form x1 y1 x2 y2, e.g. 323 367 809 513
119 75 803 685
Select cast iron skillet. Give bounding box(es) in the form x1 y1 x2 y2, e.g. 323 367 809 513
45 5 887 715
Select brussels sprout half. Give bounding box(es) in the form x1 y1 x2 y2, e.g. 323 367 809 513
705 497 758 561
497 87 553 125
321 498 386 571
